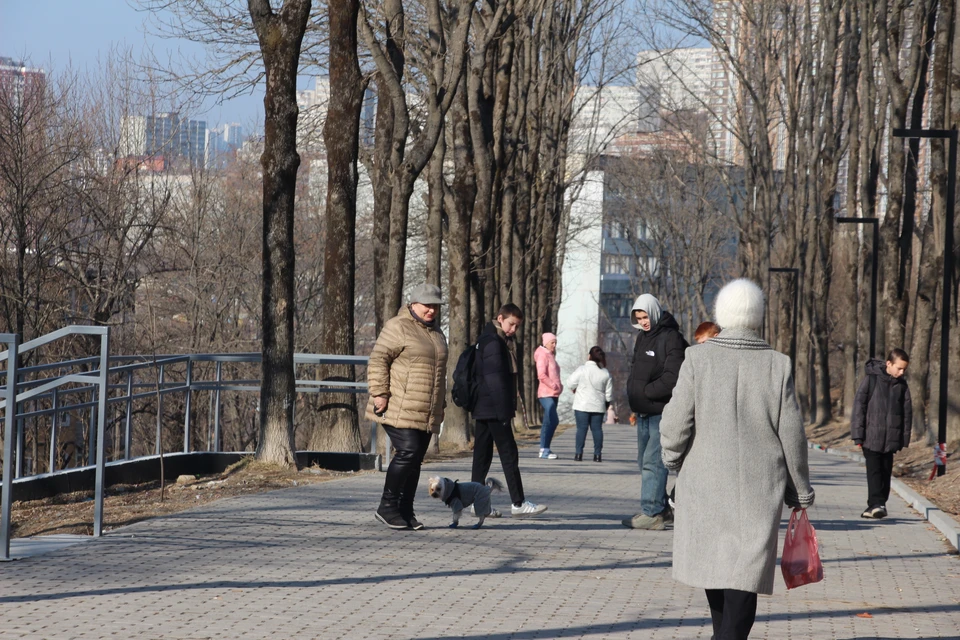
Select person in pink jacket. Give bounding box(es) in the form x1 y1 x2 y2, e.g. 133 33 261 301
534 333 563 459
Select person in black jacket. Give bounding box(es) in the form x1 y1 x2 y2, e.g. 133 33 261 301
471 303 548 518
851 348 913 519
622 293 688 530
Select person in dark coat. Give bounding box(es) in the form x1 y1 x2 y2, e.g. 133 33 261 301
622 293 688 530
850 349 913 519
471 303 548 518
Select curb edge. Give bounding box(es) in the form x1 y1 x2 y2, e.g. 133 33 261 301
808 443 959 553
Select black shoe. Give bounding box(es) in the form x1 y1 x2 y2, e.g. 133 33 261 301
376 507 409 530
593 454 602 462
574 453 583 461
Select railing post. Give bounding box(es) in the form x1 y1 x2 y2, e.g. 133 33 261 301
124 371 133 460
87 402 96 467
93 328 109 537
183 356 193 453
2 333 20 561
49 388 59 473
213 361 222 453
183 359 193 453
15 415 23 478
155 365 165 455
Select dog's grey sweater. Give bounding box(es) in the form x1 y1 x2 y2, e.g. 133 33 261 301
441 480 493 517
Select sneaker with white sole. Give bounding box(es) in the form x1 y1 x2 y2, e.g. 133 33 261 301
539 449 558 459
511 501 548 517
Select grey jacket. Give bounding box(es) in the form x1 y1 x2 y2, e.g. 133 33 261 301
660 328 815 595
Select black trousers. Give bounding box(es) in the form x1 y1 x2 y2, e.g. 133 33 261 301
381 425 432 516
472 419 524 505
705 589 758 640
863 447 894 508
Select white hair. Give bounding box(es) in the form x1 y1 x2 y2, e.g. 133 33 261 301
715 278 765 331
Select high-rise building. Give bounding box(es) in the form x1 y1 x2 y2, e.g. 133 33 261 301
569 85 661 158
636 47 714 112
119 112 208 166
0 57 46 112
297 76 331 151
205 123 243 169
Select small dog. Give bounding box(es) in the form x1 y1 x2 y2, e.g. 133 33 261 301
427 476 504 529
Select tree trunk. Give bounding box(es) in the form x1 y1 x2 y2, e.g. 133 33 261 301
911 0 954 446
309 0 363 452
426 131 444 287
372 87 395 334
444 81 475 448
366 0 406 333
250 0 312 466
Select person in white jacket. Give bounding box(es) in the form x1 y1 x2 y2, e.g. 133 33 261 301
567 346 614 462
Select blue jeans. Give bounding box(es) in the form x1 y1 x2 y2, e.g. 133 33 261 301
637 414 669 516
539 397 559 450
574 410 603 456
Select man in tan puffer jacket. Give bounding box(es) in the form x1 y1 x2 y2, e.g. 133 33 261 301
366 284 448 530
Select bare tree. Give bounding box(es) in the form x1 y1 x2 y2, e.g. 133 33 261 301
0 64 82 342
310 0 365 451
361 0 474 324
248 0 313 466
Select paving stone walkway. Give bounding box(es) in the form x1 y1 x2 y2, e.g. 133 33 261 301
1 425 959 639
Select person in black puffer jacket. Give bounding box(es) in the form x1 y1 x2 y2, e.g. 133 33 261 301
470 303 548 519
622 293 688 530
850 349 913 519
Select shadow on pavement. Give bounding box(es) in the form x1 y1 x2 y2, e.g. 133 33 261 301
0 555 675 604
808 517 919 531
413 602 960 640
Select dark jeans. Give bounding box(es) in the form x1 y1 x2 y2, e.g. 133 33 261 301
863 447 894 508
574 410 604 456
381 425 432 517
705 589 758 640
472 418 524 505
539 397 559 450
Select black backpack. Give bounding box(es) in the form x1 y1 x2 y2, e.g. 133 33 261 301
451 342 481 410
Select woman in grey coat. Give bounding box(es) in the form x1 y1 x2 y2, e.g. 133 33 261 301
660 278 815 640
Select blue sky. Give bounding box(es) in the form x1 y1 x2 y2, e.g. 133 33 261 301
1 1 264 128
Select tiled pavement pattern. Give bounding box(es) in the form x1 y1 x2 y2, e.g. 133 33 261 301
1 425 959 639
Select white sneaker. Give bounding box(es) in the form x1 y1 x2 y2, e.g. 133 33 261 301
511 501 548 517
539 449 558 459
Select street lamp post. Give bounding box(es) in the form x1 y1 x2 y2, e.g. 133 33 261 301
768 267 800 378
892 127 956 477
836 217 880 358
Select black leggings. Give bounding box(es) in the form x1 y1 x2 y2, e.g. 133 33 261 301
381 425 432 516
705 589 757 640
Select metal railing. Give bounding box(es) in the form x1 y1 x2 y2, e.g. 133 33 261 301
1 326 110 559
1 325 371 560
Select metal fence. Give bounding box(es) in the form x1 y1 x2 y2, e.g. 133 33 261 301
0 325 370 560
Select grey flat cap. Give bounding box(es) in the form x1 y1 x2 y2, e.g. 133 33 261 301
408 283 444 305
